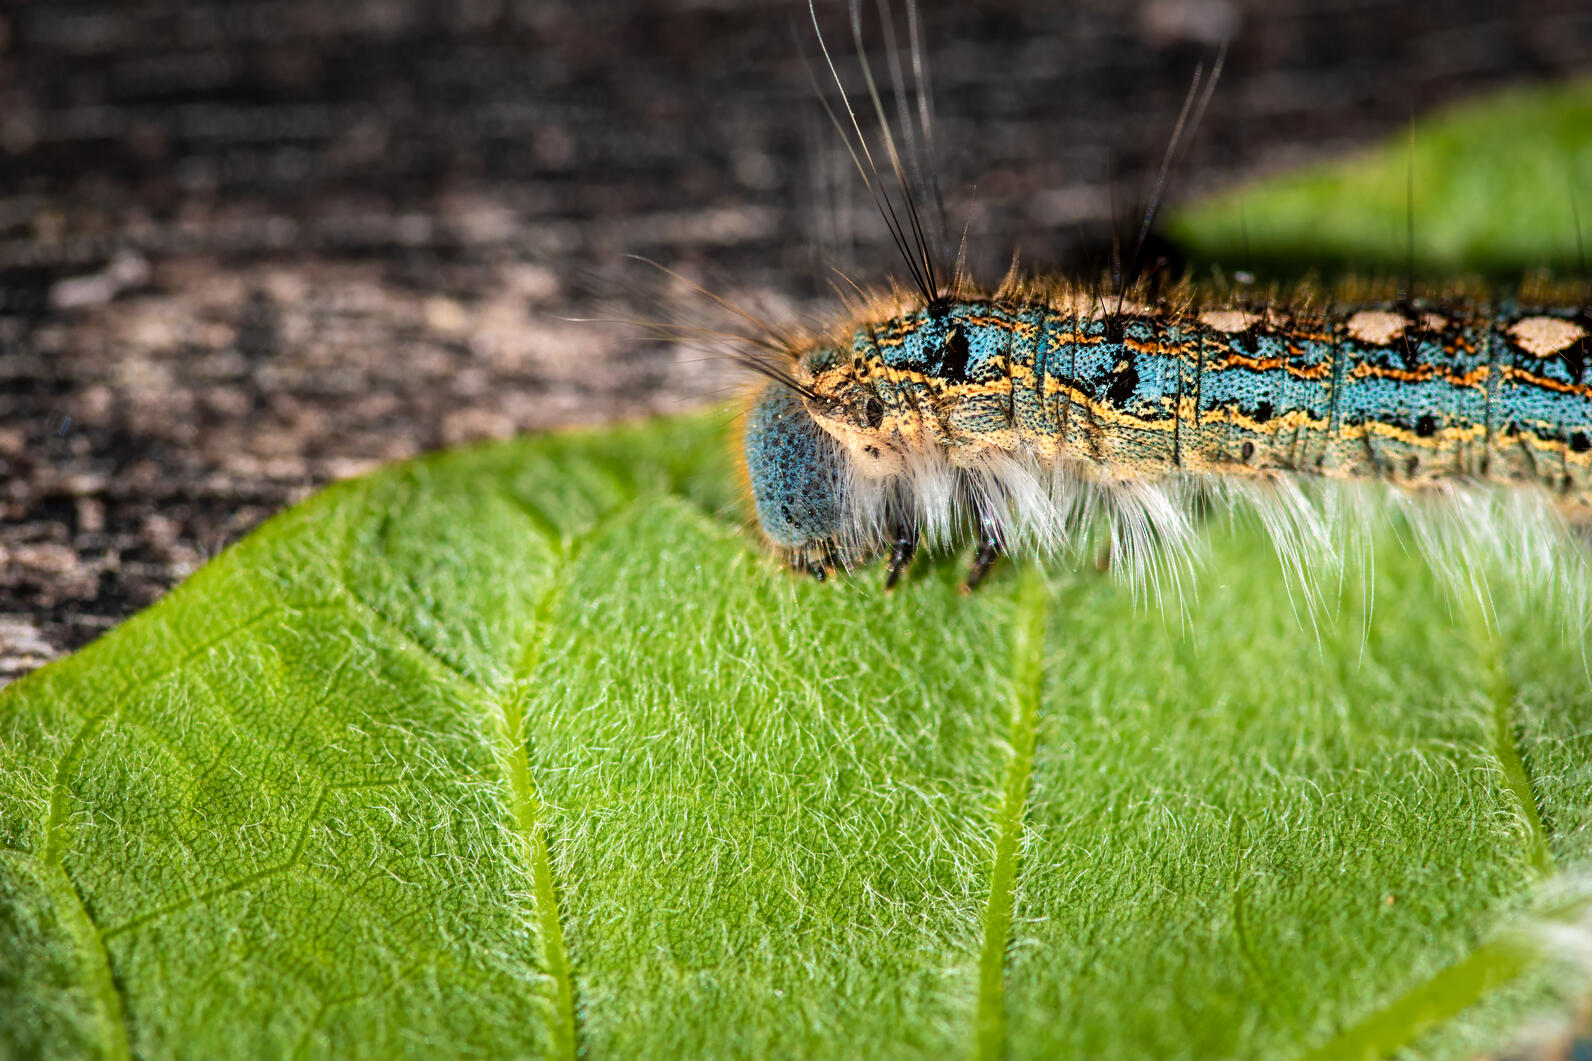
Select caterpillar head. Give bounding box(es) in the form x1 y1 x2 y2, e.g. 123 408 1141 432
743 383 851 573
742 338 919 574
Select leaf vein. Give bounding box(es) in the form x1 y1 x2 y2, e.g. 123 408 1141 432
975 570 1050 1061
493 499 639 1061
1486 661 1554 876
1299 935 1534 1060
103 784 331 940
330 581 492 699
42 604 291 862
36 855 133 1061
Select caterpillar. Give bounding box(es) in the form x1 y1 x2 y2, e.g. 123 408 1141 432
734 2 1592 594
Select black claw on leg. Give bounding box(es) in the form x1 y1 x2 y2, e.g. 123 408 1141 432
806 557 827 582
963 511 1004 592
884 519 919 591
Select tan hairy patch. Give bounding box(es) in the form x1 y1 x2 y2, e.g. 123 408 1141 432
1199 310 1260 333
1345 310 1407 345
1510 316 1586 358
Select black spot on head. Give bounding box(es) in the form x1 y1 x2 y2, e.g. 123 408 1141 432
1415 414 1437 438
1572 431 1591 454
864 397 884 430
940 328 970 382
1240 440 1255 462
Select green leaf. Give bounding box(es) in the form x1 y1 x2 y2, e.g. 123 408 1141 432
5 418 1592 1059
6 86 1592 1060
1169 81 1592 274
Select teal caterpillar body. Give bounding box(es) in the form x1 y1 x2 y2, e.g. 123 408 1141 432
742 283 1592 583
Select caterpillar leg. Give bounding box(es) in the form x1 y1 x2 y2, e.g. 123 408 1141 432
884 518 919 591
791 541 855 583
964 509 1004 592
790 551 829 582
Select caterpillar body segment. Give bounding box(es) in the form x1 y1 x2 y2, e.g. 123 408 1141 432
741 281 1592 588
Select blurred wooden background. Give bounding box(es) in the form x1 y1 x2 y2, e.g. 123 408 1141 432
3 0 1590 682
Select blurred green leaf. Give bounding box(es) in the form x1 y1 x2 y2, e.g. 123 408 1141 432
1170 81 1592 275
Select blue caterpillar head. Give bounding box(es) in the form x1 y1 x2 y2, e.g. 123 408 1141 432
743 384 848 560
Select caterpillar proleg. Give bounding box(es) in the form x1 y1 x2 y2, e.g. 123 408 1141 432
733 1 1592 599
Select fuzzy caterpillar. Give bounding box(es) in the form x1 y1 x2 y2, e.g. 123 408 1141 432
742 277 1592 587
731 2 1592 595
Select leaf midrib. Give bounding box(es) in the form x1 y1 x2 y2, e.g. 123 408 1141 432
976 569 1051 1061
489 487 650 1061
